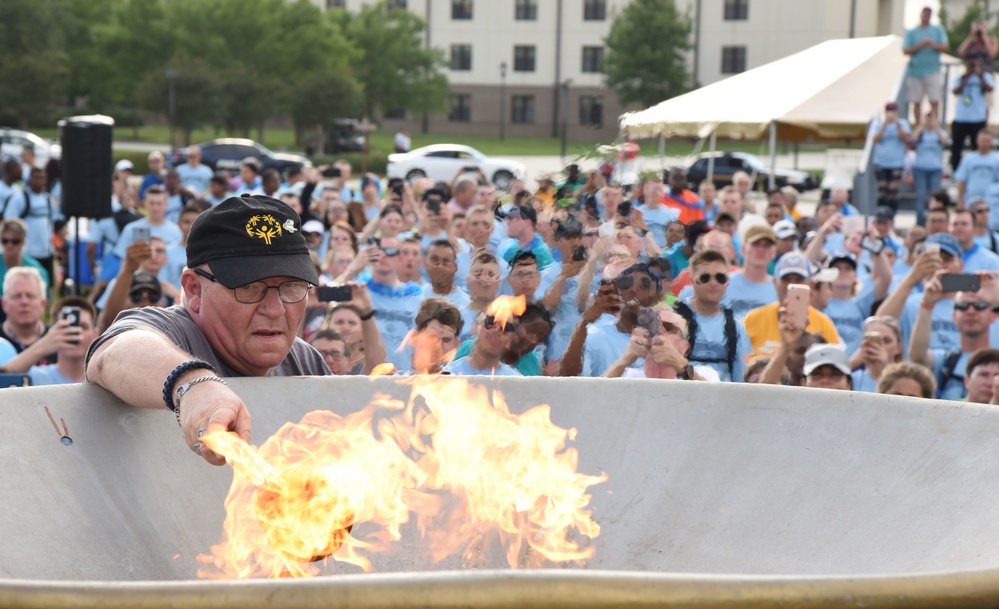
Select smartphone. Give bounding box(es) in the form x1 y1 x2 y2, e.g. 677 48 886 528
133 226 150 243
923 242 940 255
842 216 866 235
61 306 81 345
785 284 811 329
572 245 587 262
321 167 342 179
940 273 981 293
860 235 885 254
316 285 353 302
426 197 442 215
617 201 632 218
864 331 882 343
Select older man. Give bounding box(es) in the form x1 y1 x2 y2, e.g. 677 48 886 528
86 195 329 466
176 146 213 195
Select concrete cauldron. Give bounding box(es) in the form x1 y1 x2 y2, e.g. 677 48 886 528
5 376 999 608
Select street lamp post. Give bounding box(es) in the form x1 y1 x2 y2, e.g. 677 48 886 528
499 61 508 140
166 69 178 151
560 79 571 164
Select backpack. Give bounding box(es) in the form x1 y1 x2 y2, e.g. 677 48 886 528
936 350 963 399
2 190 50 222
674 301 738 380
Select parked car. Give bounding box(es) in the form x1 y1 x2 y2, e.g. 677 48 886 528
685 151 817 192
172 138 311 174
386 144 527 190
323 119 365 154
0 128 61 167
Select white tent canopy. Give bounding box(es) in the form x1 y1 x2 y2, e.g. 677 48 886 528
619 36 911 142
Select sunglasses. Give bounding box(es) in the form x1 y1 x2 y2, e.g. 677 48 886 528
130 291 161 304
615 275 654 290
954 300 992 311
694 272 728 285
483 315 518 333
1 238 22 246
381 247 400 257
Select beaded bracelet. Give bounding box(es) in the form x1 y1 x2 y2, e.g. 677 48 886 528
163 360 218 412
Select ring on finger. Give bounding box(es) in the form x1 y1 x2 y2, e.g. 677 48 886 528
193 441 203 453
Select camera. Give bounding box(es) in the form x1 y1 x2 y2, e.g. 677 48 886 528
316 285 352 302
321 167 342 179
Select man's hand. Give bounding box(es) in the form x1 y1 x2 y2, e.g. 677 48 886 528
910 249 942 283
859 334 889 366
923 269 946 305
582 283 622 323
973 270 999 305
777 304 806 348
179 380 252 466
343 281 373 315
123 240 152 273
560 257 586 280
624 328 650 363
34 319 82 353
818 212 843 236
648 335 686 370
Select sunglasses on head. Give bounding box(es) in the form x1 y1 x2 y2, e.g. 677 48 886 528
694 272 728 285
483 315 518 333
130 291 161 304
955 300 992 311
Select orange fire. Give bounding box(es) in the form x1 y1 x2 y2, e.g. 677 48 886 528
197 377 606 578
486 294 527 330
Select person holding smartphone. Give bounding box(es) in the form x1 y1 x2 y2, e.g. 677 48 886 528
869 102 911 213
958 20 998 75
24 298 98 385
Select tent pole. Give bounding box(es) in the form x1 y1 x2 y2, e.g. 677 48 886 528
768 122 777 191
707 131 717 182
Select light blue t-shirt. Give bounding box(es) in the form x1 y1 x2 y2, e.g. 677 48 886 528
823 286 877 355
913 129 946 171
900 294 958 352
420 283 471 309
720 271 778 320
541 263 582 362
113 219 183 258
687 310 752 382
3 189 63 259
28 363 76 386
904 25 948 77
962 242 999 273
365 277 423 370
870 118 911 169
443 356 521 377
0 337 17 366
986 182 999 231
930 349 969 401
955 152 999 200
582 314 641 377
175 163 214 195
953 72 994 123
163 240 188 292
638 204 680 249
850 369 879 393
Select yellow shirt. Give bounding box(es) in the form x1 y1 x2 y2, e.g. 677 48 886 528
742 302 842 359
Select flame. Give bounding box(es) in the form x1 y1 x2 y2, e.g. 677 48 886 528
486 295 526 330
197 377 606 579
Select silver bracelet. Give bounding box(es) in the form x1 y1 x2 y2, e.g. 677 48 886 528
173 375 227 425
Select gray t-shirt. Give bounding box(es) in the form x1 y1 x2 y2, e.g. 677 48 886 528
86 305 330 377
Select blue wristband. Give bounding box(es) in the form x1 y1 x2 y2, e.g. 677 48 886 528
163 360 218 413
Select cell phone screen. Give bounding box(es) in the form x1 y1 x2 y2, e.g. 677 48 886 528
316 285 353 302
940 274 981 293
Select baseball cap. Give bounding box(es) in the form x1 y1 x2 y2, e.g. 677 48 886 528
713 211 737 225
129 271 161 295
186 194 319 288
885 102 899 111
968 196 988 209
774 251 813 278
301 220 325 235
812 267 840 284
773 219 799 240
115 159 134 173
827 252 857 270
803 344 852 377
924 232 962 257
873 205 896 222
744 224 778 246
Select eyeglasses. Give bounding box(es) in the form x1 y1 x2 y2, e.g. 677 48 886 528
316 349 346 360
694 272 728 285
381 247 400 257
193 268 312 304
955 300 992 311
1 238 22 246
974 208 990 214
661 321 686 340
129 291 161 304
483 315 518 333
152 248 167 254
583 231 599 238
510 271 539 279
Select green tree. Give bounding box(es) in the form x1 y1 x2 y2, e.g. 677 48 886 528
336 1 450 120
138 53 222 146
0 0 71 128
602 0 692 107
289 70 364 150
939 0 995 55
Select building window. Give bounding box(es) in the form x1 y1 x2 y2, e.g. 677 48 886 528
724 0 749 20
514 45 536 72
450 44 472 71
584 0 606 21
452 0 472 20
721 46 746 74
512 95 535 124
581 46 603 73
579 96 604 127
449 94 471 122
325 0 345 8
515 0 537 20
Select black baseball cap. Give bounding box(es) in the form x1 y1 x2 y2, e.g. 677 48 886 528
129 271 161 295
186 194 319 288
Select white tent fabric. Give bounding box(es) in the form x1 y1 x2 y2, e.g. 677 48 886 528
619 36 911 141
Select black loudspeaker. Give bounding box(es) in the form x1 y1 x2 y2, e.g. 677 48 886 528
58 115 114 219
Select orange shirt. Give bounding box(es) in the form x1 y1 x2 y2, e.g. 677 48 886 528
662 190 705 225
742 302 842 359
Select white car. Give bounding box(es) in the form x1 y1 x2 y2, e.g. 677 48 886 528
0 128 61 168
386 144 526 190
